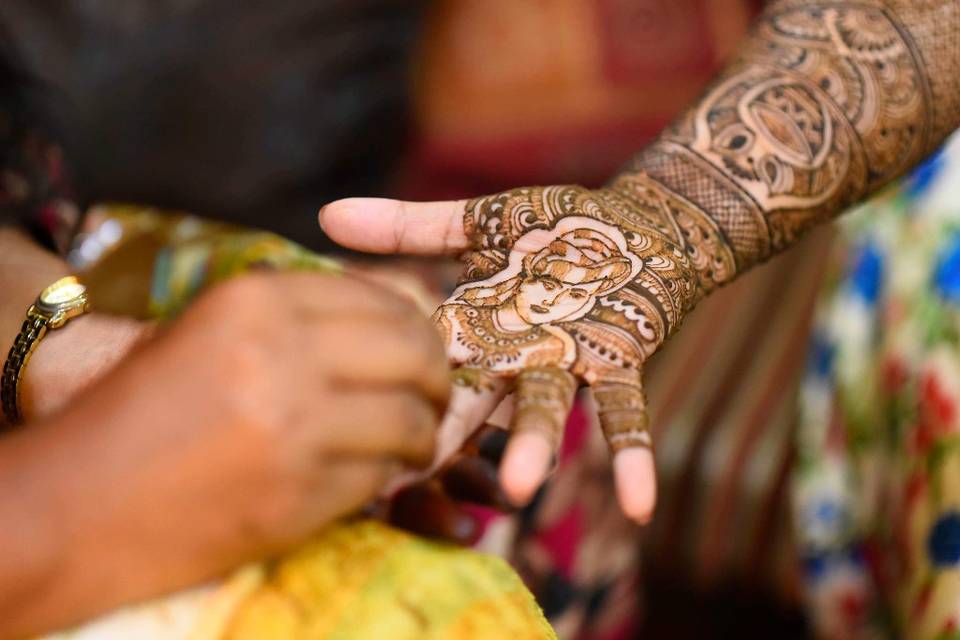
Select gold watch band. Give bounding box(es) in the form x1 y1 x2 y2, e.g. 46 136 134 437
1 276 90 428
1 311 49 427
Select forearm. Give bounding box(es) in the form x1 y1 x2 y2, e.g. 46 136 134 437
0 356 214 638
0 407 175 639
614 0 960 292
0 419 90 639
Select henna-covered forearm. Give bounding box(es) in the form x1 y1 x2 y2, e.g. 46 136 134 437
438 0 959 468
619 0 960 288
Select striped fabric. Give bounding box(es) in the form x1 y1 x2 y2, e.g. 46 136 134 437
644 228 833 597
485 232 834 638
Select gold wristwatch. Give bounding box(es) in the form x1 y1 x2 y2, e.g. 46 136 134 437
1 276 91 426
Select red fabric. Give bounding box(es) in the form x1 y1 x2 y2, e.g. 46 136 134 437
401 0 761 198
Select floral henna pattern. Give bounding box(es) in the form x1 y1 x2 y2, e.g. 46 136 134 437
435 0 959 458
434 190 701 451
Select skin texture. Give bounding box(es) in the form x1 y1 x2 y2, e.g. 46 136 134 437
321 0 960 523
0 272 451 639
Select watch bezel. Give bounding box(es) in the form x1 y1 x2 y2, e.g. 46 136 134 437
34 276 91 328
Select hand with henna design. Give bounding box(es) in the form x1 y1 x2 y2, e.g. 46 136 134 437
321 188 700 522
321 0 960 523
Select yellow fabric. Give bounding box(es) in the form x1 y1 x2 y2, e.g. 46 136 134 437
221 521 556 640
46 205 556 640
44 521 555 640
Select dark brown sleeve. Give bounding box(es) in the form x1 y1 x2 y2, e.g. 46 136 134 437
0 31 77 252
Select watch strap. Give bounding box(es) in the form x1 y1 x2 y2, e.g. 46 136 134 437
1 311 48 427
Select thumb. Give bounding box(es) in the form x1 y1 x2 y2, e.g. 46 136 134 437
319 197 470 255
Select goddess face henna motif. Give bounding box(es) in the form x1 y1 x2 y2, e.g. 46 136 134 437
437 217 643 372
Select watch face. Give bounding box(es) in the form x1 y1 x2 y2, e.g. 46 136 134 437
40 277 87 307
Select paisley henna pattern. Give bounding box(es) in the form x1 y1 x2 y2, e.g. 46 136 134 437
437 0 960 457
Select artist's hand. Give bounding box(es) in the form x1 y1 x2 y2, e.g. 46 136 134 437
104 270 449 544
4 272 451 635
321 183 728 522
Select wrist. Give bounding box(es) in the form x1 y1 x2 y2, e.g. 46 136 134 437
608 161 741 295
17 313 153 422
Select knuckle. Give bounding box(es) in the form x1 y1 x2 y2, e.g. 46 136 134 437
366 280 420 316
397 395 427 429
402 317 446 365
214 338 288 430
398 397 437 453
200 276 279 342
388 289 421 316
326 276 416 320
300 272 348 298
208 272 274 309
514 407 562 442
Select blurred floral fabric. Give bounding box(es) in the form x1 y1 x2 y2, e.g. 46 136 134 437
405 0 762 197
41 520 556 640
793 134 960 640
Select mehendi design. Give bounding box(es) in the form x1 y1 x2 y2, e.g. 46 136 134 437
513 367 578 448
435 191 701 451
437 0 960 457
630 1 950 267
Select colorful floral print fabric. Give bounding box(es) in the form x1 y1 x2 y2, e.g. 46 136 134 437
794 133 960 640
